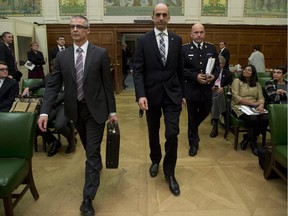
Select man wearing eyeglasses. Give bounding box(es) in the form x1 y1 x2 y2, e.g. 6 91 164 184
133 3 184 196
38 15 117 216
0 61 19 112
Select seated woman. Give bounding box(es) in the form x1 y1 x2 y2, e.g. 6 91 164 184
265 65 287 104
210 55 233 137
231 64 268 156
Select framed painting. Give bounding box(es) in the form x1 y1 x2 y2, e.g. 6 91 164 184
244 0 287 18
201 0 228 17
0 0 42 16
59 0 87 16
104 0 184 16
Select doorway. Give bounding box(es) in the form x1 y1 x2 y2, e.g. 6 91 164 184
121 33 143 90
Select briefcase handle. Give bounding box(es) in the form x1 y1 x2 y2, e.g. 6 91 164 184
108 121 118 134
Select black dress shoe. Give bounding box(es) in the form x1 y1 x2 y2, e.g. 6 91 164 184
149 163 159 177
165 175 180 196
80 199 95 216
189 146 198 157
47 140 61 157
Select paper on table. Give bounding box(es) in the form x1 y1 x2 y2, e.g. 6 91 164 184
24 61 35 70
205 57 215 77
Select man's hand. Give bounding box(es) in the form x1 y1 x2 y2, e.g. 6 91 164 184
206 74 215 84
109 115 118 123
197 73 207 84
21 87 30 97
38 116 48 132
138 97 149 110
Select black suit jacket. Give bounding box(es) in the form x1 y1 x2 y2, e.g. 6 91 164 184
133 30 184 106
219 68 233 87
0 42 22 82
0 78 19 112
49 46 64 64
219 47 230 70
40 43 116 124
182 42 220 101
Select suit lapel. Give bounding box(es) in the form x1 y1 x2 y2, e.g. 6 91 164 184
150 31 163 65
67 47 77 83
83 43 93 81
166 32 175 65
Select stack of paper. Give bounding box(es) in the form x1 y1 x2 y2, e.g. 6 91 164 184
206 57 215 76
239 105 268 115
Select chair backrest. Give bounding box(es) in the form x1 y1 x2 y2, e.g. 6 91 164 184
267 104 288 146
0 112 37 158
22 79 45 96
257 72 272 78
258 77 271 87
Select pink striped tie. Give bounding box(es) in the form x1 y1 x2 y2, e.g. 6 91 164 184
76 47 84 101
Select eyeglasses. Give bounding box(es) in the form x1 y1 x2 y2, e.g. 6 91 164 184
0 68 8 72
69 25 88 30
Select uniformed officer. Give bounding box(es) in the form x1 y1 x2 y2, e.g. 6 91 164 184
182 23 220 157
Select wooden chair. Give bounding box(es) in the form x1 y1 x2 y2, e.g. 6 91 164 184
264 104 287 182
0 112 39 216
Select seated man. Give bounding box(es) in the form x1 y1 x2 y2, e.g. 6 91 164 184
210 56 233 137
22 60 76 157
0 61 19 112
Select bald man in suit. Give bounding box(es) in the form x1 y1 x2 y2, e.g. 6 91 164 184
133 3 185 196
38 15 117 216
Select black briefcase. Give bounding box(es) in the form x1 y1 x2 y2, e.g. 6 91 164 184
106 122 120 169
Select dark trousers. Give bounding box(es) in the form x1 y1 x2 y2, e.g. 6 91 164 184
239 113 269 137
76 102 105 200
186 100 211 147
145 94 182 176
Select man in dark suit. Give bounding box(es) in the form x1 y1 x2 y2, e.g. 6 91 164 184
0 32 22 82
182 23 220 157
38 15 117 216
133 3 184 196
0 61 19 112
210 55 233 138
219 41 230 70
49 35 66 64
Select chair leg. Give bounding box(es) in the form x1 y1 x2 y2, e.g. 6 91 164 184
43 138 47 152
234 127 239 150
34 135 38 152
3 195 14 216
28 162 39 200
264 154 274 180
261 130 267 147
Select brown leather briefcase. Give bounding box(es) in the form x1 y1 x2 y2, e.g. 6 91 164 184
106 122 120 169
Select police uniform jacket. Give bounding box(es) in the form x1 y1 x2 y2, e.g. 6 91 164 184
182 42 220 101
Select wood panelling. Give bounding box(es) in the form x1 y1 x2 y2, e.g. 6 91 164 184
46 24 287 93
